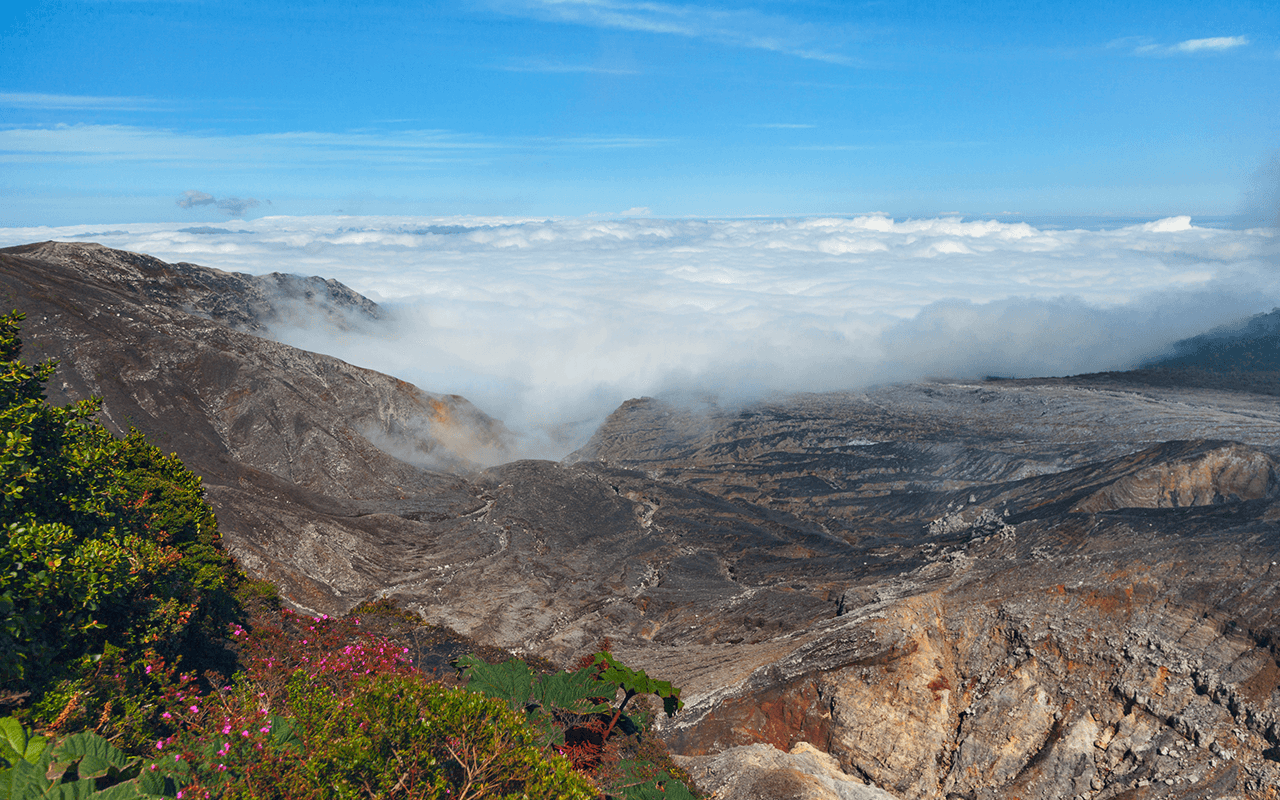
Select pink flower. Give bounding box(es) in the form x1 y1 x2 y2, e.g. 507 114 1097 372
189 705 199 713
155 741 164 750
161 712 172 720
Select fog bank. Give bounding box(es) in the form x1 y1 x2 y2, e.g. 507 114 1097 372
3 214 1276 459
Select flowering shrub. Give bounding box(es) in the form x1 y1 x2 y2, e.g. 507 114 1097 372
156 621 596 800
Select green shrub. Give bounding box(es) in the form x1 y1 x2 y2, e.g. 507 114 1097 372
0 310 243 736
0 714 184 798
170 671 596 800
459 652 695 799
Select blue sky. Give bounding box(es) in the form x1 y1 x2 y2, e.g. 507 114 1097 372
2 0 1277 225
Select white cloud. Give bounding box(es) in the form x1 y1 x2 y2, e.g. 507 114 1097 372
491 0 856 65
1137 215 1192 232
1129 35 1250 56
1175 36 1249 52
3 213 1274 458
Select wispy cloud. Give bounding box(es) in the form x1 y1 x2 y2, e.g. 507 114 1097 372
176 190 216 208
546 135 671 149
491 0 856 65
1115 35 1250 56
0 124 670 168
497 58 640 75
1171 36 1250 53
793 140 984 152
0 92 163 111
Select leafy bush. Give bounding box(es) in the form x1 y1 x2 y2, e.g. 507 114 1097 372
1 715 184 799
0 310 242 736
459 651 694 799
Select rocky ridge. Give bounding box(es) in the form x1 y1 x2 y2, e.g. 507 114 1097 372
4 241 1280 799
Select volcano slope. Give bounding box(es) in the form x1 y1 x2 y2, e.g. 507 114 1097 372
5 241 1280 799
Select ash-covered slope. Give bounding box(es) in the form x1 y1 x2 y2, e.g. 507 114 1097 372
6 240 382 334
0 241 511 608
7 240 1280 799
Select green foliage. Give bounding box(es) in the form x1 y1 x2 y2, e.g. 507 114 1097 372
457 654 619 717
532 667 615 716
0 310 243 730
0 715 47 766
173 671 596 800
592 652 683 718
0 716 182 799
614 759 697 800
459 652 695 799
454 655 535 711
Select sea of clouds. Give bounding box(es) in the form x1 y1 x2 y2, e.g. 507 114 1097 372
3 214 1277 458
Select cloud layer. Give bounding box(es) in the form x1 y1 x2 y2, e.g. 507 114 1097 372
2 214 1276 458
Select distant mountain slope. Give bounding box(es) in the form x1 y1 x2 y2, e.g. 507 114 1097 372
2 240 382 334
1144 306 1280 371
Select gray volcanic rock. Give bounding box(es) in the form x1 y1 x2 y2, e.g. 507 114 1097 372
9 240 382 334
6 240 1280 799
0 241 509 609
674 742 899 800
570 390 1280 800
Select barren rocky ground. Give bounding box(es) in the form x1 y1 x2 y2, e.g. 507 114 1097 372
4 241 1279 799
